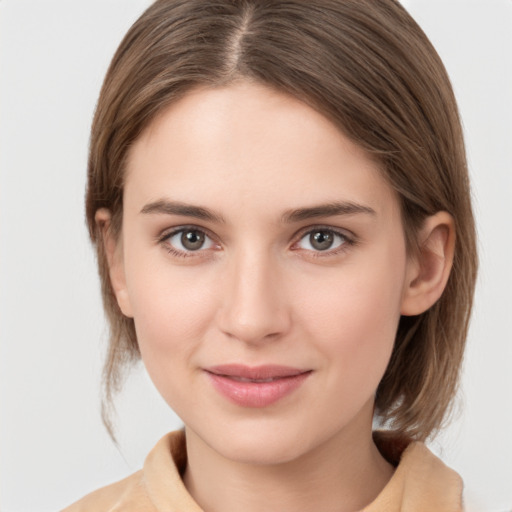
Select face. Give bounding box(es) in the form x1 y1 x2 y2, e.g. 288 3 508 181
111 81 415 465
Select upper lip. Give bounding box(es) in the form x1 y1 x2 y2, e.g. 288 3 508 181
205 364 310 380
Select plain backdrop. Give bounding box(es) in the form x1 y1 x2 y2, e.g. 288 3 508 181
1 1 511 511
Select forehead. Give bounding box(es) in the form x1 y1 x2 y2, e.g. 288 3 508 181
124 81 398 220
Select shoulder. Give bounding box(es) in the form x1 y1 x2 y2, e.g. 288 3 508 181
61 431 188 512
61 470 157 512
367 431 464 511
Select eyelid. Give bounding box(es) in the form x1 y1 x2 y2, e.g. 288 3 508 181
157 224 221 256
158 224 215 241
292 224 355 242
156 223 356 258
290 225 357 254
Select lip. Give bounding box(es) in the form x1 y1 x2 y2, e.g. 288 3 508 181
205 364 312 408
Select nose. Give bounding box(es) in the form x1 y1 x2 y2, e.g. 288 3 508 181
216 249 291 344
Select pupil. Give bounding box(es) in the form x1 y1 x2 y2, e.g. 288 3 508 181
181 230 204 250
311 231 333 250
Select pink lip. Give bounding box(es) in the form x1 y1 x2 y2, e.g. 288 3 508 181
205 364 312 408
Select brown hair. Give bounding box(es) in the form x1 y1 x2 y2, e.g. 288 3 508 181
86 0 477 441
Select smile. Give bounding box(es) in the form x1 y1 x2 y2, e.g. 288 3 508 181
225 376 284 383
205 365 312 408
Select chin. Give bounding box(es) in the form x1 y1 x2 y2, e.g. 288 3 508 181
193 417 324 466
219 437 307 466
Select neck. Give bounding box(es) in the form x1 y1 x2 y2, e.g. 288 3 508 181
182 401 394 512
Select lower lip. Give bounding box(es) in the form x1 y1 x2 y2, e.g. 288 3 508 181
206 371 311 408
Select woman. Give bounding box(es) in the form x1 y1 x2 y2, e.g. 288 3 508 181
64 0 477 510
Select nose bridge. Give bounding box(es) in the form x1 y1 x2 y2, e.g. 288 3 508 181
218 246 289 343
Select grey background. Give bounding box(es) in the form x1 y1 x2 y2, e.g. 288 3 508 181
1 1 511 510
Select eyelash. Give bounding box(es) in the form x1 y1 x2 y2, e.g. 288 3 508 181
157 225 357 259
157 225 219 259
292 225 357 258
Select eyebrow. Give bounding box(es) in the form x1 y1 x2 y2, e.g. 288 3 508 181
281 201 376 223
140 200 226 223
140 199 376 224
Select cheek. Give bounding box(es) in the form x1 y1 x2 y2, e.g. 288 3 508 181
295 253 406 390
123 252 219 388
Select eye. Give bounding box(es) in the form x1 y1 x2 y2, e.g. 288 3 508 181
296 228 349 252
164 228 216 253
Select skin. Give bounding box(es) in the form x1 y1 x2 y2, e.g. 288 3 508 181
98 81 455 512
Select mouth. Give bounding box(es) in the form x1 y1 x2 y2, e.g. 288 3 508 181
204 364 312 407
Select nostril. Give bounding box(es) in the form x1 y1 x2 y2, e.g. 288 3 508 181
217 305 291 344
215 257 292 343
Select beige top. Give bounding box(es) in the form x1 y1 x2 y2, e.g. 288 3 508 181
62 430 464 512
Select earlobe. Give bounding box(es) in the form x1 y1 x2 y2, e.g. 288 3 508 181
400 212 455 316
95 208 134 318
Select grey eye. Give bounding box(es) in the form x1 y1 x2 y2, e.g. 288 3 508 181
168 229 214 252
181 230 205 250
297 229 346 252
310 231 334 250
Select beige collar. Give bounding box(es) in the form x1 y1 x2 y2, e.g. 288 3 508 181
143 430 463 512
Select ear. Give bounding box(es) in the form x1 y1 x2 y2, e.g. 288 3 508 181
401 211 455 316
95 208 134 318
